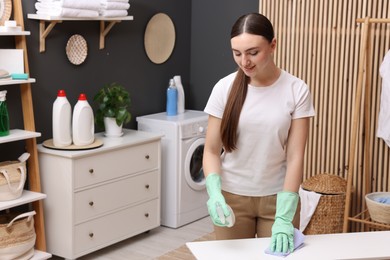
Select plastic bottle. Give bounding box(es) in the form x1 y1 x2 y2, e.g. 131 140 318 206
166 79 178 116
173 75 185 114
52 90 72 147
72 93 94 146
0 90 10 137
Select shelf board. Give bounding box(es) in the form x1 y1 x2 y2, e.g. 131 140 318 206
0 31 31 36
0 190 47 211
0 129 41 143
31 250 52 260
27 14 134 21
0 78 36 86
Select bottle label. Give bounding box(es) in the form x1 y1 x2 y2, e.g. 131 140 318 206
166 87 178 116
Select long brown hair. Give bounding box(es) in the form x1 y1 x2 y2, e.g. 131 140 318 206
220 13 274 152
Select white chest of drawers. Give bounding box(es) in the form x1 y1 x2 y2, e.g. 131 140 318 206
37 129 162 259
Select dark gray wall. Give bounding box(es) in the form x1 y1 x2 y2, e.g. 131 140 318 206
1 0 258 159
190 0 259 110
21 0 192 141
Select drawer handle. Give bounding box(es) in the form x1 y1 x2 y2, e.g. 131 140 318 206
145 213 149 218
89 232 94 238
145 184 150 189
89 201 94 206
89 169 94 174
145 155 150 159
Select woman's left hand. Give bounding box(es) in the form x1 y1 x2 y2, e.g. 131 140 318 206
270 191 299 253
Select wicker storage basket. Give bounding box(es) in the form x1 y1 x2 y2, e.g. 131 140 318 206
301 173 347 234
0 211 36 260
365 192 390 224
0 160 27 201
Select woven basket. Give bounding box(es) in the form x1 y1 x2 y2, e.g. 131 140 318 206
301 173 347 235
0 161 25 185
65 34 88 65
0 211 36 260
365 192 390 224
0 160 27 201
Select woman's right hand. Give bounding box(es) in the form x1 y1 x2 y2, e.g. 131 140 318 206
205 173 231 227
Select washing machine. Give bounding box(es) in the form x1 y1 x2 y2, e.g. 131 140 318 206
136 110 209 228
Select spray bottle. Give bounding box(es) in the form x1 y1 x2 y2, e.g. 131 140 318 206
0 90 10 136
166 79 178 116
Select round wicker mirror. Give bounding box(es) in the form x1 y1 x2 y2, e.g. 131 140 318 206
144 13 176 64
0 0 12 26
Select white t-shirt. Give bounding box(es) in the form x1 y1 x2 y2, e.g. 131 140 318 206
204 70 315 196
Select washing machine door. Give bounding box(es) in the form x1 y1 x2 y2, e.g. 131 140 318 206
184 137 206 191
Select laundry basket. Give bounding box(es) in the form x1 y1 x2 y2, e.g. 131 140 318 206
301 173 347 234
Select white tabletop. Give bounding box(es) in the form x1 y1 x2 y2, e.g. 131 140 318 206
187 231 390 260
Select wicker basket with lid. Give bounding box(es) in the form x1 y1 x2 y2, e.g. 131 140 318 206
301 173 347 234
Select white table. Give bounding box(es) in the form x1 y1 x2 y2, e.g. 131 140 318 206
187 231 390 259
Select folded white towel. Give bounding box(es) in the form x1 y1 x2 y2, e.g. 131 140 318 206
37 0 101 11
100 2 130 10
101 0 129 3
99 9 127 17
299 187 322 232
35 2 61 10
37 7 99 18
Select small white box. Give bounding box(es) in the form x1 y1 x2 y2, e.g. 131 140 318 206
0 26 22 32
0 49 24 74
4 20 17 27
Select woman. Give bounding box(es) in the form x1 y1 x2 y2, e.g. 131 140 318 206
203 13 315 254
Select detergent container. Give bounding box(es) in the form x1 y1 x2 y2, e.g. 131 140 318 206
52 89 72 147
166 79 178 116
72 93 94 146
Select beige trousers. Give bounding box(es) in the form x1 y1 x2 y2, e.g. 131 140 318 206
214 191 300 240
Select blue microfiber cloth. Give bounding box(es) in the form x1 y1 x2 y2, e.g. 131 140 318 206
374 196 390 205
264 228 305 257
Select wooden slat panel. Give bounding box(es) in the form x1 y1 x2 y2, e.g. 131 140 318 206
260 0 390 232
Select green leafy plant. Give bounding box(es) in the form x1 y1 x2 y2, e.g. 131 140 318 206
93 82 131 129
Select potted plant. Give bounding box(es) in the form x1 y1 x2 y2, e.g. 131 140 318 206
93 82 131 136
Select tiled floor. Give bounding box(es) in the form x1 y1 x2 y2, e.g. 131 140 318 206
50 216 213 260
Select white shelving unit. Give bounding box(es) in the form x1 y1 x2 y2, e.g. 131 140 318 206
0 0 51 259
0 191 46 211
0 31 30 36
31 250 52 260
0 129 41 143
27 14 134 52
0 78 36 85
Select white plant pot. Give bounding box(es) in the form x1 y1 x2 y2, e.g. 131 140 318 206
104 117 123 137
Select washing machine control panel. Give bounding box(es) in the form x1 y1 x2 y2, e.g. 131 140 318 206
181 120 208 139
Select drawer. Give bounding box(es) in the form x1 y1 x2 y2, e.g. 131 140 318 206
74 199 159 256
74 170 159 223
74 142 159 188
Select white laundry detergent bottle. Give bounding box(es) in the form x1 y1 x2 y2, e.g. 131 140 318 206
173 75 185 114
72 93 94 146
52 89 72 147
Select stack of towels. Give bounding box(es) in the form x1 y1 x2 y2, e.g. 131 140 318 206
35 0 101 17
34 0 130 18
99 0 130 17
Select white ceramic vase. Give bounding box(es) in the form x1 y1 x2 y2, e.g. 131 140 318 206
104 117 123 137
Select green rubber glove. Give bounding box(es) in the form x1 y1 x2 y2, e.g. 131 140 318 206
270 191 299 253
205 173 231 227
